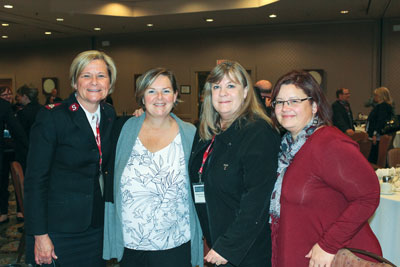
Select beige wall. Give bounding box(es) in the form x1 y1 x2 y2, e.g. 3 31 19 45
0 19 398 122
0 38 92 103
383 18 400 111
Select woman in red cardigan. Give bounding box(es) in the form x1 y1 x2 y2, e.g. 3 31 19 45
269 70 381 267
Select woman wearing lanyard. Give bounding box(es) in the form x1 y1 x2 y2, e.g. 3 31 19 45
24 50 116 266
189 60 280 266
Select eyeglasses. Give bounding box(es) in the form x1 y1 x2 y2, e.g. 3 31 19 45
271 97 312 108
0 93 12 97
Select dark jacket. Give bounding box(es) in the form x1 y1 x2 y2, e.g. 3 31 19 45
0 99 28 174
189 118 280 267
366 102 393 137
17 100 42 139
24 93 115 235
332 100 354 133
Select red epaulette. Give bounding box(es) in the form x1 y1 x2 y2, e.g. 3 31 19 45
45 103 62 110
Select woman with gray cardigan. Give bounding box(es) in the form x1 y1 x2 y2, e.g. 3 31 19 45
103 68 203 267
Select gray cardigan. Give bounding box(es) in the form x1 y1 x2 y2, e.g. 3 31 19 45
103 113 203 267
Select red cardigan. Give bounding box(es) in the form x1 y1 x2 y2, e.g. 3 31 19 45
272 126 381 267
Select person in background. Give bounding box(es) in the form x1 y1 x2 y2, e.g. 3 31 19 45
103 68 203 267
45 88 62 105
0 86 14 106
189 61 280 266
366 86 394 164
14 94 24 112
16 85 42 141
269 70 381 267
0 86 28 224
332 88 355 135
254 79 273 116
24 50 117 266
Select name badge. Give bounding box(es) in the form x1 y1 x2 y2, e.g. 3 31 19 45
193 183 205 204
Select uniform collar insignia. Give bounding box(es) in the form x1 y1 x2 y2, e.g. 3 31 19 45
45 103 62 110
69 103 80 112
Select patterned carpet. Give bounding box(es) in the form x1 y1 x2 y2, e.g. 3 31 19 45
0 184 119 266
0 183 208 267
0 184 24 265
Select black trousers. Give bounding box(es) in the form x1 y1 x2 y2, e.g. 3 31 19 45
25 226 105 267
0 150 21 215
368 141 379 164
120 241 191 267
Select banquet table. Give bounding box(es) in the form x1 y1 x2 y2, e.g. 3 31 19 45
369 191 400 266
393 131 400 148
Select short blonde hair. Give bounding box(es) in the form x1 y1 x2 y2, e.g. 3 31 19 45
70 50 117 94
374 87 392 105
199 60 272 140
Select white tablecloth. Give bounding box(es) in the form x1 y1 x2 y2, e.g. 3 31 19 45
369 192 400 266
393 131 400 148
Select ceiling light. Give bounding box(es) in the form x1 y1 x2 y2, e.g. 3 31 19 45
45 32 52 35
269 14 277 18
56 18 64 22
4 5 13 9
94 27 101 31
340 10 349 14
2 35 8 39
147 23 153 27
2 23 9 27
205 18 214 22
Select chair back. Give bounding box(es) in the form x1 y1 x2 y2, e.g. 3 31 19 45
10 161 24 215
358 139 372 160
350 131 368 142
388 148 400 167
375 135 393 169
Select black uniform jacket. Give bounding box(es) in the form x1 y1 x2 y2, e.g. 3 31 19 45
332 100 354 133
24 93 116 235
189 117 280 267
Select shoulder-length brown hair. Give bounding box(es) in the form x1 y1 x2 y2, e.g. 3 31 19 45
135 67 179 111
199 60 272 140
270 70 332 128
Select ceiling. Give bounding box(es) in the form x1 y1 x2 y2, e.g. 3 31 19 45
0 0 399 43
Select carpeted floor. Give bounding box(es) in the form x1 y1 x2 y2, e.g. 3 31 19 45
0 182 211 267
0 183 119 266
0 184 25 265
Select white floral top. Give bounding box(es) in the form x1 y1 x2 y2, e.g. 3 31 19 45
120 133 191 250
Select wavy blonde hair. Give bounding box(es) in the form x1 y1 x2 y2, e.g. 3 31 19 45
199 60 272 140
374 87 392 105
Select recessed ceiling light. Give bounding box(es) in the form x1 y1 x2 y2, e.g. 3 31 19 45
45 31 52 35
2 35 8 39
205 18 214 22
269 14 277 18
94 27 101 31
2 23 9 27
4 5 13 9
147 23 153 27
56 18 64 22
340 10 349 14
